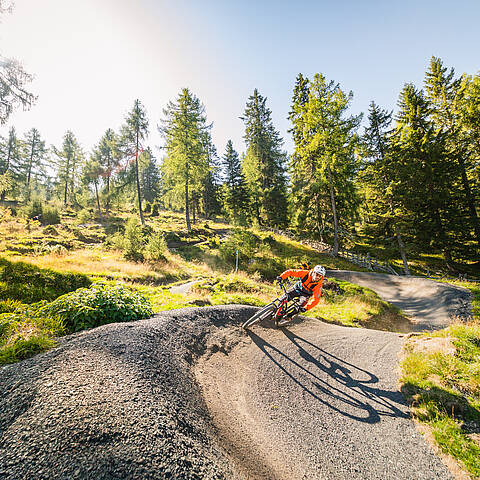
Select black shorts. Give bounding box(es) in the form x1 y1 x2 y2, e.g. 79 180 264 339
283 286 312 307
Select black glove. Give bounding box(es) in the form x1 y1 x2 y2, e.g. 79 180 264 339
298 306 306 313
276 276 283 283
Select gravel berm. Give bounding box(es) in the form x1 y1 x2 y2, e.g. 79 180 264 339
0 305 256 480
0 304 454 480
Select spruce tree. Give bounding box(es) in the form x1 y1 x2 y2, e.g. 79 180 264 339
222 140 250 223
140 148 161 204
241 88 287 227
361 102 411 274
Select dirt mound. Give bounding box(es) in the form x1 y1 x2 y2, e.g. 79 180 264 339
0 306 254 480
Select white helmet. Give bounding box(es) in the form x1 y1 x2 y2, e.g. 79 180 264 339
312 265 326 277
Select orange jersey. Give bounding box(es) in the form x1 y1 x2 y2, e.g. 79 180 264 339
279 269 324 310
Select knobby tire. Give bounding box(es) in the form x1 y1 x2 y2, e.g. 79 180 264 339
242 303 276 329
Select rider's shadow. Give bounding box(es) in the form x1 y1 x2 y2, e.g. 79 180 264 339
247 329 409 424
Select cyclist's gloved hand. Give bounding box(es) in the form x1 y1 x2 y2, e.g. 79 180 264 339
298 306 306 313
276 276 283 283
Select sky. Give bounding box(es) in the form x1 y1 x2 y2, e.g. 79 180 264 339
1 0 480 160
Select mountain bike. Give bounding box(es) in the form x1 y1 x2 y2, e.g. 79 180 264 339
242 280 301 329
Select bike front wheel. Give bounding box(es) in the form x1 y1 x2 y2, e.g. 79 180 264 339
242 302 276 329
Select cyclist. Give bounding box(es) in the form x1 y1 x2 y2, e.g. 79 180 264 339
276 264 326 320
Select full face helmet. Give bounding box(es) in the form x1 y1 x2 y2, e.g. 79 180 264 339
311 264 326 280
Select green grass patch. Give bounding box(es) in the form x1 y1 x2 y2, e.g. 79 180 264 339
401 323 480 477
0 257 91 303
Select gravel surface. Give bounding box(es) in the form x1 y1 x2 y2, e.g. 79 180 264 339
0 306 256 480
196 319 453 479
0 296 464 479
328 270 472 331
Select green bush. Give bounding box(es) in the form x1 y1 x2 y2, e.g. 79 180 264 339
145 234 168 262
219 230 261 264
75 208 91 224
41 206 61 225
0 258 91 303
22 199 43 219
151 203 159 216
39 282 154 332
144 202 151 214
123 217 144 261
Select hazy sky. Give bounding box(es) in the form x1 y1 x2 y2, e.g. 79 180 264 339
1 0 479 160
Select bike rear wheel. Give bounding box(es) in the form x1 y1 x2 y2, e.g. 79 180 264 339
242 303 276 329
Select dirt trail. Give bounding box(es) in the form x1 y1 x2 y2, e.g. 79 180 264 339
329 270 471 331
195 320 452 480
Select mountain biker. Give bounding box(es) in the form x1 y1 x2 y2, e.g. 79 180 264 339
276 264 326 320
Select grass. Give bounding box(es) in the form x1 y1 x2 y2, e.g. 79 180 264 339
0 207 407 365
401 322 480 477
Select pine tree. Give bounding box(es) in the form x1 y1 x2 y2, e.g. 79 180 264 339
222 140 250 223
361 102 411 274
53 131 83 206
23 128 46 200
159 88 211 230
241 88 288 227
120 99 149 225
288 74 361 254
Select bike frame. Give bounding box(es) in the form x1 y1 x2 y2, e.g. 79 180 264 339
272 281 300 325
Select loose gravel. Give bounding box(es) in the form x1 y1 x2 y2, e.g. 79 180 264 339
0 306 255 480
0 296 465 479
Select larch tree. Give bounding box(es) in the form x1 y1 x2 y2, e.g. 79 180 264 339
53 131 83 206
120 99 149 225
23 128 46 199
0 126 21 200
289 74 361 255
159 88 211 231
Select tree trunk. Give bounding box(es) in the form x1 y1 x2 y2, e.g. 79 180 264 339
94 180 102 219
394 222 410 275
185 177 191 231
326 165 339 256
192 194 196 225
64 154 70 206
106 154 111 214
458 155 480 247
134 131 145 225
26 137 35 199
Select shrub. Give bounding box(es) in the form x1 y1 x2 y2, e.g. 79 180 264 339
151 203 159 216
0 258 91 303
144 202 151 214
39 282 154 332
219 229 261 264
123 217 144 261
22 199 43 219
75 208 91 224
41 206 61 225
145 234 168 262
